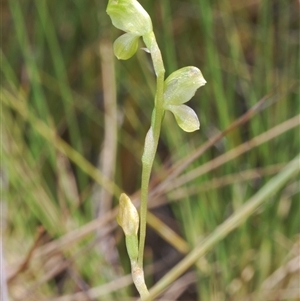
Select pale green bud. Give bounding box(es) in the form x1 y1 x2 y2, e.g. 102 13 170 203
117 193 139 236
106 0 152 36
113 33 140 60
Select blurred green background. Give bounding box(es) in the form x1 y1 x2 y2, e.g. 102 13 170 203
1 0 299 300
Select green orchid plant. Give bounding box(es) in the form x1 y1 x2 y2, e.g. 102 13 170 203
107 0 206 299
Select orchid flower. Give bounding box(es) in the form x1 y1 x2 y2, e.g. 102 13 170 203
163 66 206 132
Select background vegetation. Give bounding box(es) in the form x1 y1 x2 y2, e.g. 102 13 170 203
1 0 299 300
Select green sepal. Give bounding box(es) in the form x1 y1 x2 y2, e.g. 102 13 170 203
163 66 206 106
113 33 139 60
166 104 200 132
125 234 139 261
106 0 152 36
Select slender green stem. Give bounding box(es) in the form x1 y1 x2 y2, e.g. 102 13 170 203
138 31 165 268
131 260 150 299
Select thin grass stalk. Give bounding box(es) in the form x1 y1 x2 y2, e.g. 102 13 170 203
145 154 300 300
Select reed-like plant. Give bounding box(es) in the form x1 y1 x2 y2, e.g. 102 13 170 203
106 0 206 298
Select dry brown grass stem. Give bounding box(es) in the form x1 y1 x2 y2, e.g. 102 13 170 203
167 163 286 201
166 114 300 193
92 39 119 267
7 227 46 284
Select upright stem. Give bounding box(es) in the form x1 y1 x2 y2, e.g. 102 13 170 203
138 31 165 269
131 260 150 299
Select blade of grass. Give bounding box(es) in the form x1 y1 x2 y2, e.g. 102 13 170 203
34 0 88 192
2 89 121 198
145 154 300 300
8 0 56 166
